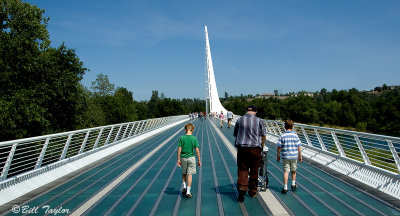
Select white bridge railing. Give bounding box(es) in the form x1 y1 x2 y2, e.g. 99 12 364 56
0 115 186 190
263 119 400 199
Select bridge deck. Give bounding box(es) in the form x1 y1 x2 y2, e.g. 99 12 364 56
4 119 400 215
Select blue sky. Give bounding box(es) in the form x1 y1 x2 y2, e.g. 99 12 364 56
27 0 400 101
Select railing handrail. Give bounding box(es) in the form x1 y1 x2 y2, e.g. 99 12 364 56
0 115 187 186
0 119 153 147
264 119 400 142
263 119 400 174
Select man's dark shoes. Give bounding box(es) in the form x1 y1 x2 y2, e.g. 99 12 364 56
238 190 246 202
186 193 193 198
281 188 288 194
291 184 297 191
182 188 187 196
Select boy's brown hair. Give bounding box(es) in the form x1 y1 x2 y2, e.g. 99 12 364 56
284 120 294 130
184 123 195 131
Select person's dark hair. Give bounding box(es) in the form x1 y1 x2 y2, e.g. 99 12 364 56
284 120 294 130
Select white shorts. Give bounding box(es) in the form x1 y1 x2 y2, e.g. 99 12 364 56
181 157 196 174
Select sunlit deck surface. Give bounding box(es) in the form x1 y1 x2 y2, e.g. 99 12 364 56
4 119 400 216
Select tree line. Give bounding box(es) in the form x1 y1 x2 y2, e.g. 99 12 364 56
222 87 400 136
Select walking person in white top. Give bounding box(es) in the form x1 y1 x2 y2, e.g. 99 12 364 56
227 110 233 128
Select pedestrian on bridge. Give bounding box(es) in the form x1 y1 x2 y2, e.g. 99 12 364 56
276 120 302 194
219 111 224 128
234 105 266 202
227 110 233 128
177 123 201 198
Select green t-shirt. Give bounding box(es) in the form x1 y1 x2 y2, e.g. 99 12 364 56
178 135 200 158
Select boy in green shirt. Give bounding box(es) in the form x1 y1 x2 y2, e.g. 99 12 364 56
177 123 201 198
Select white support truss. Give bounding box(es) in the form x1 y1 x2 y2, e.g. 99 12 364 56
205 26 228 116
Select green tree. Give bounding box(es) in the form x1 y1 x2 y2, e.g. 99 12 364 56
382 84 388 91
90 73 115 97
0 0 87 141
108 87 137 123
148 90 160 117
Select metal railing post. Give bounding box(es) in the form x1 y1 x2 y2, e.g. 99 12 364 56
274 122 283 135
270 121 278 136
1 143 18 181
387 140 400 173
93 128 104 149
35 138 50 169
144 120 151 131
60 134 73 160
152 119 158 129
105 126 114 145
314 129 327 151
153 119 159 129
161 118 167 126
331 131 346 157
128 122 137 137
121 123 130 139
114 125 123 143
154 119 160 128
146 120 152 131
353 135 371 165
79 131 91 154
301 127 313 147
133 121 142 135
264 121 273 134
136 122 143 134
138 121 146 134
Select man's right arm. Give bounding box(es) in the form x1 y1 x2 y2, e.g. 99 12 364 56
276 147 281 162
261 136 266 147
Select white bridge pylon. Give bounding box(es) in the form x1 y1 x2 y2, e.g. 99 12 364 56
205 26 229 116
